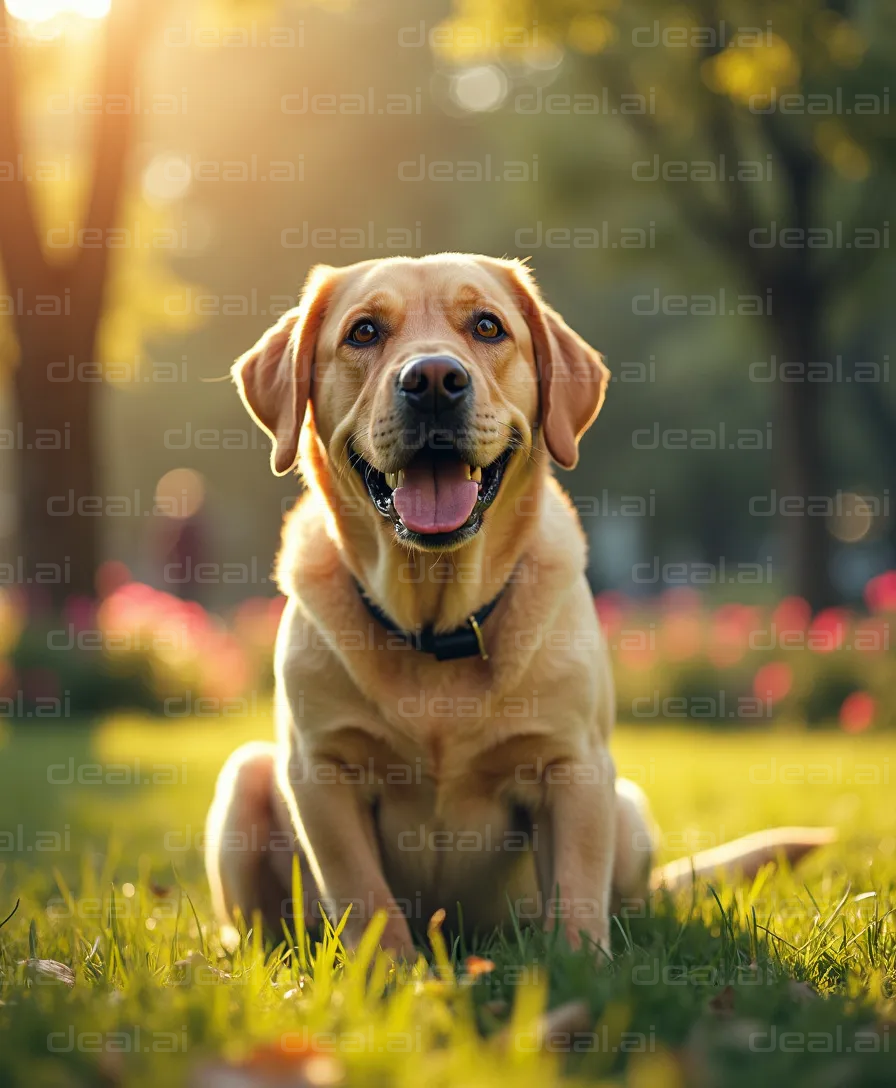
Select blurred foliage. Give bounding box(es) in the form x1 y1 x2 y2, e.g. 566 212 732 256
3 580 281 716
0 0 894 606
0 570 893 726
606 581 896 730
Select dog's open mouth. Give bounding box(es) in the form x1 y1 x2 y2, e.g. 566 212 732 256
349 446 513 547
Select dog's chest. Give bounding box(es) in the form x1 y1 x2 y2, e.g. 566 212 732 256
373 763 538 929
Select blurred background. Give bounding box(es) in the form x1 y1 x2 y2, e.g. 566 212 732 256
0 0 894 728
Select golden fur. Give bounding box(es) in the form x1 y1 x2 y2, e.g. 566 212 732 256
205 254 829 957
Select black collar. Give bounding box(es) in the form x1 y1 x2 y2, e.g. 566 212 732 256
354 580 505 661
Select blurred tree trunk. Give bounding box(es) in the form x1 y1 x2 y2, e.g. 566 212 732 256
773 309 834 608
13 300 100 604
0 0 150 609
762 119 835 609
846 336 896 565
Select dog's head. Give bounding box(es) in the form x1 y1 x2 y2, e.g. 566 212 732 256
233 254 608 551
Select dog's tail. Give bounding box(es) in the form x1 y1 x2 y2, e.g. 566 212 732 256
650 826 836 893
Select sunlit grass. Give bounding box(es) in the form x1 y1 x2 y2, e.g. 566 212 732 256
1 716 895 1085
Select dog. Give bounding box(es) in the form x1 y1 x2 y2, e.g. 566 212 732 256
206 254 831 958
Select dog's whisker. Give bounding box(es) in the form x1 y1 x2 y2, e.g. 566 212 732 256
335 432 367 481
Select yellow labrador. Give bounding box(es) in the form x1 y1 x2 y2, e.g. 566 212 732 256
206 254 830 957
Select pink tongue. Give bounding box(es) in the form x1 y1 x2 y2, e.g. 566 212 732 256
392 461 479 534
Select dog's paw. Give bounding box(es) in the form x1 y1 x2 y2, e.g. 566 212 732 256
559 920 611 959
379 918 416 962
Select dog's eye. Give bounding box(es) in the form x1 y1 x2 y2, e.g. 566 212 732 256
346 320 379 346
473 314 506 341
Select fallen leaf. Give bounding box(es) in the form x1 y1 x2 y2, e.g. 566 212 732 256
464 955 495 978
707 985 736 1016
190 1043 344 1088
21 958 75 988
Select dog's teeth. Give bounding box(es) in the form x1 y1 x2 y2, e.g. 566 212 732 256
385 472 399 489
397 470 405 488
470 466 482 483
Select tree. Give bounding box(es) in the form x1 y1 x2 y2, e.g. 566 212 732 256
0 0 157 607
438 0 895 606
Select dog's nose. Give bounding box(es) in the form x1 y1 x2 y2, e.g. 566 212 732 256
397 356 470 414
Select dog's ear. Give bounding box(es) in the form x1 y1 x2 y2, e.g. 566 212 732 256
232 265 335 476
505 262 609 470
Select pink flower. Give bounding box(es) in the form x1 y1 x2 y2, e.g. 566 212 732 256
840 692 875 733
660 587 702 613
661 613 703 661
865 570 896 612
708 603 760 667
771 596 811 634
752 662 792 703
808 608 849 654
594 591 628 638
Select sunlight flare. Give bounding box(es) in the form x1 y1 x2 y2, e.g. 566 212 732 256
4 0 110 22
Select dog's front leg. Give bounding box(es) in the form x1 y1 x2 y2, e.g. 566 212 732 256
285 756 414 958
541 748 616 953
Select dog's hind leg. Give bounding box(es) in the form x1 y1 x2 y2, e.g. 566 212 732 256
205 741 319 939
611 777 657 909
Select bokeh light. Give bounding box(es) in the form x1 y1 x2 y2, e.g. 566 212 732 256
828 492 875 543
449 65 508 112
5 0 110 20
142 153 192 206
154 469 206 521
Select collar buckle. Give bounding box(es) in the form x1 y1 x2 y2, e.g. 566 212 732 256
467 614 489 661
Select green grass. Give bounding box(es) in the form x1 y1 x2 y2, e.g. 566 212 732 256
1 715 894 1087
